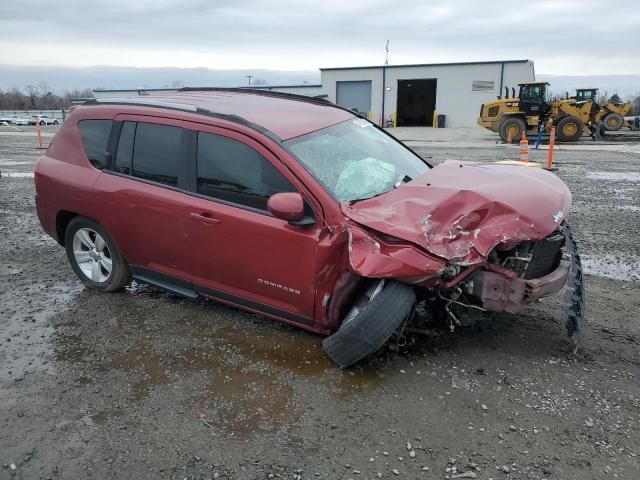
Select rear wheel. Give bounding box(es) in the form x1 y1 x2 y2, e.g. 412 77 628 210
602 112 624 131
556 116 584 142
498 117 526 142
322 280 416 367
65 216 130 292
53 120 59 125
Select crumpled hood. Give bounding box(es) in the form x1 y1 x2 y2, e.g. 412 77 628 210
342 160 572 265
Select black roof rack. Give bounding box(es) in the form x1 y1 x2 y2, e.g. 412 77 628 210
178 86 332 106
82 97 281 142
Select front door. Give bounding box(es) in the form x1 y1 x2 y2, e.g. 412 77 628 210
182 126 320 324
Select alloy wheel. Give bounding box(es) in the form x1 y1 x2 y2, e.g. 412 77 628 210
72 228 113 283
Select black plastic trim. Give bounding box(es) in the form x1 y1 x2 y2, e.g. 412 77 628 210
130 266 198 299
129 266 314 325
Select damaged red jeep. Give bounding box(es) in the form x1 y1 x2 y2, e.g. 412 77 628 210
35 89 585 367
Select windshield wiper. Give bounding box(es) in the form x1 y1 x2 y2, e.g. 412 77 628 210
394 174 412 188
349 189 392 205
349 174 413 205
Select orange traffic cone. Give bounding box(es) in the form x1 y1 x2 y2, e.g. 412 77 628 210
519 131 529 162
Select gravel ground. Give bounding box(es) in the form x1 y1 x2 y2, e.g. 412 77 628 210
1 125 639 480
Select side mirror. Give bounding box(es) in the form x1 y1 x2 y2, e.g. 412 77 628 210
267 192 305 222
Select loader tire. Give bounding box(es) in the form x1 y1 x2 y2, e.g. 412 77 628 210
602 112 624 131
322 280 416 368
557 116 584 142
498 117 526 142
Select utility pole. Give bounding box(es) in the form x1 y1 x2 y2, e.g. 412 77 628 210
246 75 253 86
384 40 389 66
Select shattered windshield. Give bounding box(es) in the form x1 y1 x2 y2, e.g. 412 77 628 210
286 118 430 202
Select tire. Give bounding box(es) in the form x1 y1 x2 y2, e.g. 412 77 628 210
64 216 130 292
556 116 584 142
498 117 526 142
40 120 45 126
53 120 59 125
602 112 624 131
322 280 416 367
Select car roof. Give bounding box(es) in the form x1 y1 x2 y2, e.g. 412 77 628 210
89 89 354 141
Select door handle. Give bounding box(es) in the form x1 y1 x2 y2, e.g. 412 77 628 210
189 211 220 225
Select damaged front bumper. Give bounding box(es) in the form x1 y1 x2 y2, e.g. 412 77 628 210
465 223 585 343
472 260 570 313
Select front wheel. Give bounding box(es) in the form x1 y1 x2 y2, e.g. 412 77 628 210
322 280 416 367
65 216 130 292
498 117 526 142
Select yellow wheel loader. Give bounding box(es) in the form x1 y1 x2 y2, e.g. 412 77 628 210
574 88 632 131
477 82 594 142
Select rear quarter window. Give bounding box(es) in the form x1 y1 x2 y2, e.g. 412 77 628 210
78 120 113 169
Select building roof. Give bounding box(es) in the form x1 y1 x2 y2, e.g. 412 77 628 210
87 88 352 141
320 59 531 71
244 84 322 89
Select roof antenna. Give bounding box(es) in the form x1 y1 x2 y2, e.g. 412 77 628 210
384 40 390 66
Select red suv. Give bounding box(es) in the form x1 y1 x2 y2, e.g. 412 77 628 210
35 89 585 366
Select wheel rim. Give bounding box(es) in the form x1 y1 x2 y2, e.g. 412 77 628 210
72 228 112 283
507 124 519 137
563 123 577 136
606 116 619 128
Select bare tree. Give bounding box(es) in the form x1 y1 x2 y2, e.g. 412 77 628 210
0 86 94 110
252 78 268 86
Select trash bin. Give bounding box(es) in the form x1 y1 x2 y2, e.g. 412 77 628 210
437 114 446 128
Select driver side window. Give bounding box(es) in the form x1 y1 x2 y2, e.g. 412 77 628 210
196 132 296 211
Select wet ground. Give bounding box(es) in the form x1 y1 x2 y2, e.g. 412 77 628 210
1 126 639 480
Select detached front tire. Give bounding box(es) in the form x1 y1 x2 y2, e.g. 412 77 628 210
65 216 130 292
323 279 416 367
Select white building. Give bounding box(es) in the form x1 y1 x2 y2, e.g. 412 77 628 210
93 59 535 128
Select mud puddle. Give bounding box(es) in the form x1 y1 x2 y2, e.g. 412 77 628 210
52 285 384 437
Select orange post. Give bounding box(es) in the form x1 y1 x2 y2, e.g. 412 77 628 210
519 131 529 162
545 127 558 171
36 121 45 149
506 129 513 144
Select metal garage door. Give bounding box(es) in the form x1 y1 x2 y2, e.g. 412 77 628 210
336 81 372 115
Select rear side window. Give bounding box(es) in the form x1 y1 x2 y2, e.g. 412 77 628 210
114 121 136 175
196 132 295 211
78 120 113 169
132 123 182 187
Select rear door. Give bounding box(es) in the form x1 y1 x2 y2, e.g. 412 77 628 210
92 115 196 281
181 125 321 323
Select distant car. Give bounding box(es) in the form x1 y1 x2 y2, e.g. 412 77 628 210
12 115 29 126
29 115 59 126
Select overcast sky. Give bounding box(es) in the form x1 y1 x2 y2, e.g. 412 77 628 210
1 0 639 75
